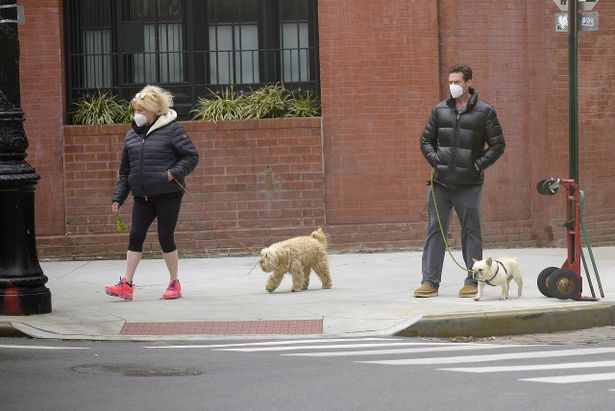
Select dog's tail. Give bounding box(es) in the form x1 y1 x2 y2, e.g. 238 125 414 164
311 228 328 247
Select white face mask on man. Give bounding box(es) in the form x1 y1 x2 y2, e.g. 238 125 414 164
449 83 469 99
133 113 148 127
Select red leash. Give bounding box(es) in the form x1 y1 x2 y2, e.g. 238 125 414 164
170 174 259 256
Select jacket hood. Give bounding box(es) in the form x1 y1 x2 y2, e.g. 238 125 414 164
147 109 178 136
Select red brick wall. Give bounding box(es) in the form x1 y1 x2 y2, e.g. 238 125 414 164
17 0 65 235
37 118 325 258
17 0 615 259
317 0 538 249
518 0 615 247
542 0 615 247
318 0 439 226
437 0 546 247
319 0 615 249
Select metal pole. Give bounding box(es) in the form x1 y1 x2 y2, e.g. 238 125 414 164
568 0 579 182
566 0 581 294
0 0 51 315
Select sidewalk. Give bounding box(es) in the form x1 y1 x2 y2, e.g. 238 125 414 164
1 247 614 341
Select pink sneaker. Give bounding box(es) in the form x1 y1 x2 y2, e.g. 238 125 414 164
105 277 133 300
163 279 182 300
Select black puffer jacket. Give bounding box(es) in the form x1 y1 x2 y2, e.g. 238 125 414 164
113 109 199 205
420 89 505 187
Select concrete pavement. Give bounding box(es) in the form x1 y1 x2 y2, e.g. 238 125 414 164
1 247 614 341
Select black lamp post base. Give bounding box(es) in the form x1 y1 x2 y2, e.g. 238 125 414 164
0 188 52 316
0 285 51 315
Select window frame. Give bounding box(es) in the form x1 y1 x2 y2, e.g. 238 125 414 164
64 0 320 120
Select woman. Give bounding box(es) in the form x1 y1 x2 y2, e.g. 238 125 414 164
105 85 199 301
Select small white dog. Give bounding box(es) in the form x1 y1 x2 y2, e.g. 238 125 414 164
259 228 332 293
471 257 523 301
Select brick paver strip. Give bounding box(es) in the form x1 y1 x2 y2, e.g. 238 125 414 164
120 319 323 335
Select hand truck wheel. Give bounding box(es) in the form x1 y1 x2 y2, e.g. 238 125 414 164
537 267 559 298
546 268 581 300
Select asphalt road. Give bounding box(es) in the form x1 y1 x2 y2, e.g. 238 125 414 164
2 332 615 411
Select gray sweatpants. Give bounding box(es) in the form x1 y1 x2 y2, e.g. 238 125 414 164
421 184 483 286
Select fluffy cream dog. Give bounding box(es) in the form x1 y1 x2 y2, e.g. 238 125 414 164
471 257 523 301
260 228 332 293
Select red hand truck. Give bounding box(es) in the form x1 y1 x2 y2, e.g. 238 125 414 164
536 178 604 300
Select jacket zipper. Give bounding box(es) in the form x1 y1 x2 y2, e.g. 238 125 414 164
450 112 461 172
141 137 147 201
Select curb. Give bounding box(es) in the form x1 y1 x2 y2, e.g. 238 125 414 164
0 322 29 338
393 303 615 338
3 305 615 341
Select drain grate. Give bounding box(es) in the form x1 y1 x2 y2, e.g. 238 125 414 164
120 319 323 335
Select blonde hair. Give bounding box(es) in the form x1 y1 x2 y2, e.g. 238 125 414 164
132 85 174 114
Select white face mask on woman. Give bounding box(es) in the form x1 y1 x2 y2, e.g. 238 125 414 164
449 83 468 99
133 113 148 127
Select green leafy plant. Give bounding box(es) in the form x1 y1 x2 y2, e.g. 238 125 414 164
243 83 289 119
72 91 131 125
190 86 247 122
190 84 321 122
286 91 321 117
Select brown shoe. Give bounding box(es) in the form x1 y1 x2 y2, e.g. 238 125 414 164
458 284 478 298
414 282 438 298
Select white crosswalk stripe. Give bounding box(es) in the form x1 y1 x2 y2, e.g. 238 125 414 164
441 360 615 373
357 347 615 365
144 337 398 350
214 341 466 353
354 344 615 387
167 337 615 388
0 344 90 350
281 344 521 357
520 372 615 384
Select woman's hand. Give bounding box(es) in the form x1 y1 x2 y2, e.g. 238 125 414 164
112 202 120 213
167 170 174 181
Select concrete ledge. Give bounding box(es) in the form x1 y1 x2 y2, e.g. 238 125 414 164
394 303 615 338
0 322 29 338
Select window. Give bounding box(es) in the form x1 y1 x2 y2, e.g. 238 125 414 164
207 0 259 85
82 29 112 88
64 0 320 120
123 0 185 84
67 0 114 89
279 1 310 83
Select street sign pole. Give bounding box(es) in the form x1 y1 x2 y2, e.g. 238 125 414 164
566 0 580 279
568 0 579 183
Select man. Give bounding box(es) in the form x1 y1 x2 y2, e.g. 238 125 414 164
414 64 505 298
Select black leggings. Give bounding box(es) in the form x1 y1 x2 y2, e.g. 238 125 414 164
128 193 183 253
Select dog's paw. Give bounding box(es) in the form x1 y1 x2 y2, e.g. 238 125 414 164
322 284 332 289
266 287 275 293
474 297 480 302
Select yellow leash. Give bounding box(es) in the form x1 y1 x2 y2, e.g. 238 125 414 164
429 168 473 273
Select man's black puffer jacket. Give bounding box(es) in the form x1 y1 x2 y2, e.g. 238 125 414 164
113 109 199 205
420 88 505 187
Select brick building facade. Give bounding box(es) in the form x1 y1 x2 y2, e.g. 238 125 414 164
15 0 615 259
